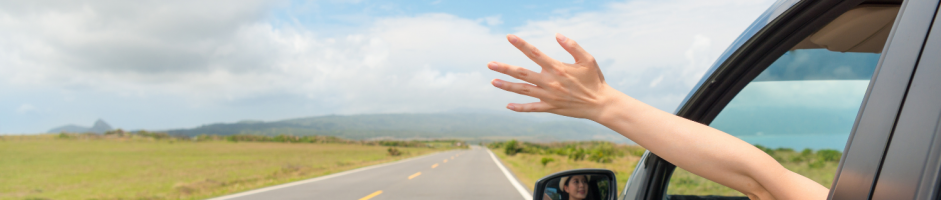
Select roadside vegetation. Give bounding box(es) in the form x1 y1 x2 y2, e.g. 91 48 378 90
488 140 646 194
489 140 842 197
0 131 466 200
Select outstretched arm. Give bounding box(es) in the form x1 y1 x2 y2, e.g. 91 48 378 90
488 34 828 200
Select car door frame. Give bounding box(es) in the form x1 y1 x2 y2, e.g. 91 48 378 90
868 1 941 199
616 0 936 199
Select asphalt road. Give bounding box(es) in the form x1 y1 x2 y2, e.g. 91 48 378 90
209 145 531 200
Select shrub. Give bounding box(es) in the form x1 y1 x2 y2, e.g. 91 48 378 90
569 148 586 161
505 140 521 156
541 157 555 167
809 160 826 168
387 147 402 156
817 149 842 162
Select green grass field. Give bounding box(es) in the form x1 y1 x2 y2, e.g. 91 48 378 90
0 134 442 200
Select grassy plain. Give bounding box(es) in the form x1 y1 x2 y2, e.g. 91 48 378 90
0 134 442 200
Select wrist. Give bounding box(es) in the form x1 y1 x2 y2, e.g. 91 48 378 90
589 86 641 124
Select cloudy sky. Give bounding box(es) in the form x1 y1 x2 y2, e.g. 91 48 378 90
0 0 776 133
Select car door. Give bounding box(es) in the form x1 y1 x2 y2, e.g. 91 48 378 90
617 0 939 199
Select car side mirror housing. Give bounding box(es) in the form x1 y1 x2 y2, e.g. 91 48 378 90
533 169 617 200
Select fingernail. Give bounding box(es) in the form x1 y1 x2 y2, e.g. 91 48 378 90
556 33 567 43
492 79 503 87
507 104 516 110
507 34 518 44
488 62 500 70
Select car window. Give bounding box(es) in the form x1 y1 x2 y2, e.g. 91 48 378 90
664 4 894 197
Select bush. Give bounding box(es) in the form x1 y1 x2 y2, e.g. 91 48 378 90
569 148 586 161
817 149 842 162
809 160 826 168
540 157 555 167
505 140 521 156
387 147 402 156
801 148 813 157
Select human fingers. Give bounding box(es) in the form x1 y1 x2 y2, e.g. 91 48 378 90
507 34 562 71
507 102 554 113
555 34 606 82
487 61 545 85
555 33 595 65
491 79 551 99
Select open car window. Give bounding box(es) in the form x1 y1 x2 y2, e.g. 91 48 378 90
664 3 897 198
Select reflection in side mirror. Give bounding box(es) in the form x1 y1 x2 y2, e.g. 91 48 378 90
533 169 617 200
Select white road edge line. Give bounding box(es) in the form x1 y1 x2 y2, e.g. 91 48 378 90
487 148 533 200
206 151 445 200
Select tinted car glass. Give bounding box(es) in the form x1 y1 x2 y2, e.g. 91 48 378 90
714 49 879 150
666 49 880 196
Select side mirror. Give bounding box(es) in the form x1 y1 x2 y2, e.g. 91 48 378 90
533 169 617 200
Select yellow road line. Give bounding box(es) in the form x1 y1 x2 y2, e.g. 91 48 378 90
408 172 422 179
359 190 382 200
443 159 448 163
451 156 454 159
432 163 439 168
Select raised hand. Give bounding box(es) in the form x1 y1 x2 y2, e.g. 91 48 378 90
488 33 621 121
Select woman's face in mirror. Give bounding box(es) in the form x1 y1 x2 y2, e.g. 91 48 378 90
564 175 589 200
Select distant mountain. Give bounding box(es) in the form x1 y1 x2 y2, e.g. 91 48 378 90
167 113 631 143
48 119 114 134
89 119 113 133
47 125 90 133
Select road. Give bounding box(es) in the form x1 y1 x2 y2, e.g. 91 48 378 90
209 145 531 200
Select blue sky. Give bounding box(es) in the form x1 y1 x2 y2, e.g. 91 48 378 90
0 0 776 133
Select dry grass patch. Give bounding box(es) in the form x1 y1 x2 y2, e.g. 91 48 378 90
0 135 443 200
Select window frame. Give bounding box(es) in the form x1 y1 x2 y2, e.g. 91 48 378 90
867 1 941 199
831 0 939 199
617 0 925 199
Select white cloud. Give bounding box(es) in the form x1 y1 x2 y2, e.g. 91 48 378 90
478 15 503 26
0 0 776 131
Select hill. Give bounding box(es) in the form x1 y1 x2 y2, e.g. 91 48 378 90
166 113 630 143
48 119 114 134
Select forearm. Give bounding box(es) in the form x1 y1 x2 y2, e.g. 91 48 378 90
591 89 826 199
